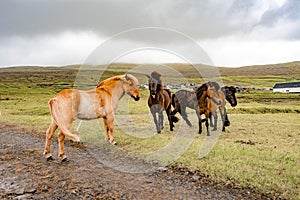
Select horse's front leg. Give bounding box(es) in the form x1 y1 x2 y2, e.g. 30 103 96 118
104 114 116 145
224 108 230 127
209 112 214 127
212 112 218 131
166 107 174 131
158 111 164 132
43 120 58 161
205 112 211 136
195 109 202 134
151 108 160 133
219 107 226 132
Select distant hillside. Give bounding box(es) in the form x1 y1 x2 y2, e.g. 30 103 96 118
1 61 299 79
218 61 300 77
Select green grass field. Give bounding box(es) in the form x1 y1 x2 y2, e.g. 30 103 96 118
0 63 299 199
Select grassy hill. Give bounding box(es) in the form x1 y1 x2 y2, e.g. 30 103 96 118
1 61 299 88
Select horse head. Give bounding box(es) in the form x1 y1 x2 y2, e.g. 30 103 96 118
146 71 163 99
221 86 237 107
206 82 222 106
123 74 140 101
195 83 221 107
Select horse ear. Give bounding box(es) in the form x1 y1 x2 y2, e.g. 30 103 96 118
125 74 129 81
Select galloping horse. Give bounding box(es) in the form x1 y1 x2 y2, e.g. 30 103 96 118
195 83 221 136
171 83 221 136
172 83 237 134
43 74 140 161
147 71 178 133
207 83 238 132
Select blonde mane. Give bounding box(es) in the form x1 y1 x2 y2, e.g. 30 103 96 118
96 74 138 88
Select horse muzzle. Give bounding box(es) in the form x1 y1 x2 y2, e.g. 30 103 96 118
211 97 221 105
230 101 237 107
131 95 140 101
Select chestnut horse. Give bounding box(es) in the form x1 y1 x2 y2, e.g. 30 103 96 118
147 71 178 133
207 82 237 132
43 74 140 161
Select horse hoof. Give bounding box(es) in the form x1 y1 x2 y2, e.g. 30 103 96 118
61 157 70 162
157 131 161 134
110 141 117 145
46 156 54 161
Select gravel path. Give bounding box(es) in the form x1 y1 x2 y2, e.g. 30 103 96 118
0 129 267 199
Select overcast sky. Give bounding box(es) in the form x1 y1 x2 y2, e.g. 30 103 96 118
0 0 299 67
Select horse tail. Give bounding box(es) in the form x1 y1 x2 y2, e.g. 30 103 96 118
48 98 80 142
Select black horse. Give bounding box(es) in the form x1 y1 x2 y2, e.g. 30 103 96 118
221 86 237 126
147 71 178 133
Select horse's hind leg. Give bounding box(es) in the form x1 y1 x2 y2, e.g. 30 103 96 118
181 108 192 127
58 119 73 161
58 130 68 162
166 109 174 131
44 120 58 161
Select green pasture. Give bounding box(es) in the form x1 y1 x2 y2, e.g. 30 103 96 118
0 66 299 199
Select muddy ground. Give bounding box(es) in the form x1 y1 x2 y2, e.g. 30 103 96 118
0 126 270 200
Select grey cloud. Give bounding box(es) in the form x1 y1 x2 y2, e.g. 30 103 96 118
259 0 300 26
257 0 300 39
0 0 262 40
1 0 299 41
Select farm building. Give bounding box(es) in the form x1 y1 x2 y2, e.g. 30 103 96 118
273 82 300 93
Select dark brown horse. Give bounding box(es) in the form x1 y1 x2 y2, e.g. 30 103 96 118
171 83 221 136
172 83 237 135
207 83 238 132
195 83 221 136
147 71 178 133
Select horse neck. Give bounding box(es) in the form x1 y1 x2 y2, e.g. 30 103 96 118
111 81 126 108
99 80 125 110
198 91 207 105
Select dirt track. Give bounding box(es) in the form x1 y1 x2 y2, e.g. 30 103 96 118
0 128 268 200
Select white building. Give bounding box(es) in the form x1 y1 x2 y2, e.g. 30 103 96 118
273 82 300 93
